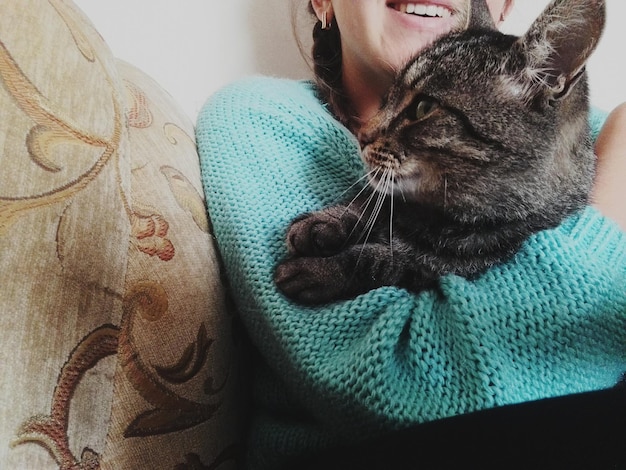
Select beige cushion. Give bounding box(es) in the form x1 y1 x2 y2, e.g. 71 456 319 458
0 1 240 468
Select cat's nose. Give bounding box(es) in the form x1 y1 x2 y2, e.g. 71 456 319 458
358 126 381 147
358 112 391 147
357 131 374 147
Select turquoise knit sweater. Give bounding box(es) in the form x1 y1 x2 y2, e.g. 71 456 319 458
196 76 626 470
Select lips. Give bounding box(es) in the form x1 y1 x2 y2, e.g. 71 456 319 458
389 3 453 18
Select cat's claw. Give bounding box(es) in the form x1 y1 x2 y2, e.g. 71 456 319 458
286 211 355 257
274 256 346 305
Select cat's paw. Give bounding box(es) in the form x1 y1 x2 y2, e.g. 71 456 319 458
274 256 346 305
286 210 354 257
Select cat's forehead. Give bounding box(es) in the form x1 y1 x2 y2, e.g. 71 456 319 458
400 32 516 92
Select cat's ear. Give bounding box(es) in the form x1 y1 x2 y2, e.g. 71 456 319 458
465 0 497 31
517 0 605 101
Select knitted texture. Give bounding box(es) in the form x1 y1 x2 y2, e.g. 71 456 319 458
196 77 626 470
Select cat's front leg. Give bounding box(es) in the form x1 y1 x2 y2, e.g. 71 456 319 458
274 255 352 304
275 243 400 305
286 205 362 257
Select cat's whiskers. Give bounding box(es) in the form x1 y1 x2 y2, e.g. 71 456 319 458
336 172 373 205
388 170 395 262
341 171 376 219
355 168 392 267
361 171 388 243
443 175 448 214
346 168 383 243
340 169 380 244
371 169 395 243
398 182 407 204
349 175 381 268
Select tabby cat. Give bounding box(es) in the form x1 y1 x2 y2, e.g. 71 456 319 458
275 0 606 305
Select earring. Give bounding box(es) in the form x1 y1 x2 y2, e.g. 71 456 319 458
321 11 332 30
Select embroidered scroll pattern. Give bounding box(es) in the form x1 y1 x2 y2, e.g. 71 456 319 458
5 1 234 468
12 282 227 468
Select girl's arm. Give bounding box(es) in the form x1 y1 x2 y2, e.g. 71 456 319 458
593 102 626 231
196 80 626 468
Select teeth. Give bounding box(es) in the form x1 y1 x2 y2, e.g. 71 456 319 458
394 3 452 18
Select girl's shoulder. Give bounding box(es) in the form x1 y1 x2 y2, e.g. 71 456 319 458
196 76 357 160
199 76 326 122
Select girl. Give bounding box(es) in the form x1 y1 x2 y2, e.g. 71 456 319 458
196 1 626 468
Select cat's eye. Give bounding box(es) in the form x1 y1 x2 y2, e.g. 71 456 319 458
412 98 438 121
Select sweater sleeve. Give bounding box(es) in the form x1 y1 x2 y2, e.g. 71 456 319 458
197 78 626 468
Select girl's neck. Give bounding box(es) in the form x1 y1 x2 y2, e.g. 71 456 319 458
341 63 394 134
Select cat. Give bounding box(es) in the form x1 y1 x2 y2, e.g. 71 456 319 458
275 0 606 305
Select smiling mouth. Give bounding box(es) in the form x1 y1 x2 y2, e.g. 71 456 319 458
389 3 453 18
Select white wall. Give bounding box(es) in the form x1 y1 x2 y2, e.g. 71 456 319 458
74 1 625 121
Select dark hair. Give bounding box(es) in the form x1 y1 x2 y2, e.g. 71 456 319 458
305 4 358 132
